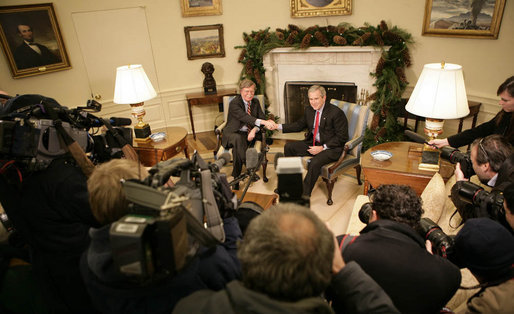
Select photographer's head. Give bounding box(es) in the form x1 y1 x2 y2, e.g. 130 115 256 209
88 159 148 225
370 185 424 229
452 218 514 284
497 76 514 112
504 183 514 231
237 203 333 302
470 135 513 185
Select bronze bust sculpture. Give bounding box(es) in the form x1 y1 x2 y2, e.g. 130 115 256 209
201 62 217 95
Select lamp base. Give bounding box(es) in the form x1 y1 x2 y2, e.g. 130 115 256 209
134 123 152 141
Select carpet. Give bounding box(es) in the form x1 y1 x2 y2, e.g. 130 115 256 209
206 151 362 236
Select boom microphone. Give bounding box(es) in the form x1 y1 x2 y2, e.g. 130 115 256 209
210 152 231 172
245 148 259 171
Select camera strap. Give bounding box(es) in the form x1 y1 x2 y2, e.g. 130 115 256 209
200 168 225 242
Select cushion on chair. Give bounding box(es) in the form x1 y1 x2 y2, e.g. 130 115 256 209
329 100 370 158
420 173 446 223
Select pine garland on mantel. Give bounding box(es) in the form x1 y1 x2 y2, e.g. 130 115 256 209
236 21 413 150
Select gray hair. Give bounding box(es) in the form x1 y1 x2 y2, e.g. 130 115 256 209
308 85 326 97
237 203 334 301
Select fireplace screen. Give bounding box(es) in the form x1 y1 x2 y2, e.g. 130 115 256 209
284 81 357 124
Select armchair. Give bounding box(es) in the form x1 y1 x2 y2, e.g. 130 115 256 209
213 95 269 182
318 99 370 205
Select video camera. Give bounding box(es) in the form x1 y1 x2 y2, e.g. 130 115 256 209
275 155 310 207
440 146 475 179
454 180 506 224
358 203 454 258
0 94 132 171
109 152 236 284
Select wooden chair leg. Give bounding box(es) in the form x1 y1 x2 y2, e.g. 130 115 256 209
262 155 268 182
354 164 362 185
324 177 336 206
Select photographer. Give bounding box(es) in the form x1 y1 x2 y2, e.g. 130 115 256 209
174 203 399 313
339 185 461 314
504 183 514 231
450 218 514 313
430 76 514 148
82 159 242 314
450 135 514 231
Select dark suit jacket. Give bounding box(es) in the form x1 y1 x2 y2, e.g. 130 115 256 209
14 42 61 69
448 111 513 148
282 103 349 149
222 95 266 146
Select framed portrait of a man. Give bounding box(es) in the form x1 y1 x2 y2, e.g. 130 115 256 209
0 3 71 78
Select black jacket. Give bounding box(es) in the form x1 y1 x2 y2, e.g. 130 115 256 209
223 95 266 137
173 261 399 314
14 42 61 69
342 219 461 314
81 216 242 314
282 103 348 150
448 111 513 148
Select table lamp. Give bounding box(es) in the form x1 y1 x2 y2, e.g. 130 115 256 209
114 64 157 142
405 62 469 171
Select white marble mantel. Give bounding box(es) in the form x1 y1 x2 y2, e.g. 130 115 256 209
263 46 386 122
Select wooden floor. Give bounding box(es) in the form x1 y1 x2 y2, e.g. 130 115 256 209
185 131 362 235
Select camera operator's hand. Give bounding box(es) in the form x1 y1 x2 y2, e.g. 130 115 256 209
428 138 449 149
455 162 470 182
332 235 346 274
425 239 433 255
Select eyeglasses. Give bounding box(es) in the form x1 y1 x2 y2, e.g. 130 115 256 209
478 138 489 161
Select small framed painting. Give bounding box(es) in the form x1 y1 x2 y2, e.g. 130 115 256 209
180 0 222 17
184 24 225 60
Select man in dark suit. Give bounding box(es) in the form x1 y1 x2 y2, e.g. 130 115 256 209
222 79 276 182
13 23 61 70
279 85 348 197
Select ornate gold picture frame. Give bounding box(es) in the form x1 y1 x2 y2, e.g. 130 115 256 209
184 24 225 60
180 0 222 17
0 3 71 79
290 0 351 18
422 0 505 39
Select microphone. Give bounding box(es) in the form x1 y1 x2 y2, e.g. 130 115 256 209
245 148 259 171
89 117 132 127
404 130 439 149
210 152 231 172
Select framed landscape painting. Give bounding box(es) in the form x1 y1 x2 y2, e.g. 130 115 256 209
184 24 225 60
180 0 222 17
422 0 506 39
290 0 352 18
0 3 71 78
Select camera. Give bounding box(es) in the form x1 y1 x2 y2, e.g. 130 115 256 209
110 152 236 284
0 94 132 172
440 146 475 179
455 181 506 223
418 217 454 258
358 203 454 258
275 156 309 207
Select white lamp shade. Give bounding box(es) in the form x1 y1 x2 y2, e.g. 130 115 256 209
113 64 157 104
406 63 469 119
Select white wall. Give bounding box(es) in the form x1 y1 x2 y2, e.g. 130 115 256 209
0 0 512 134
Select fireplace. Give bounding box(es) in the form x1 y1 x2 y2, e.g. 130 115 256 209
263 46 385 127
284 81 357 123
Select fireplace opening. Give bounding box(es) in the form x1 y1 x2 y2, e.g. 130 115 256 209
284 81 357 123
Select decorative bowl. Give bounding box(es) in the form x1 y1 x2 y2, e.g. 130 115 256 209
150 132 166 142
371 150 393 161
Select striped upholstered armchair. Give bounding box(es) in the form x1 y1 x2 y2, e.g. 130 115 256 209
319 99 370 205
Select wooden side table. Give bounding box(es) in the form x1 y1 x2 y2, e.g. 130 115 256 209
361 142 454 196
132 126 189 167
186 88 237 140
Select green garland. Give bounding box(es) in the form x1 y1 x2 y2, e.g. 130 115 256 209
236 21 413 150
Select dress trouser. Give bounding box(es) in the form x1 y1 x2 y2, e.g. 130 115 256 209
284 140 341 196
224 131 258 178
